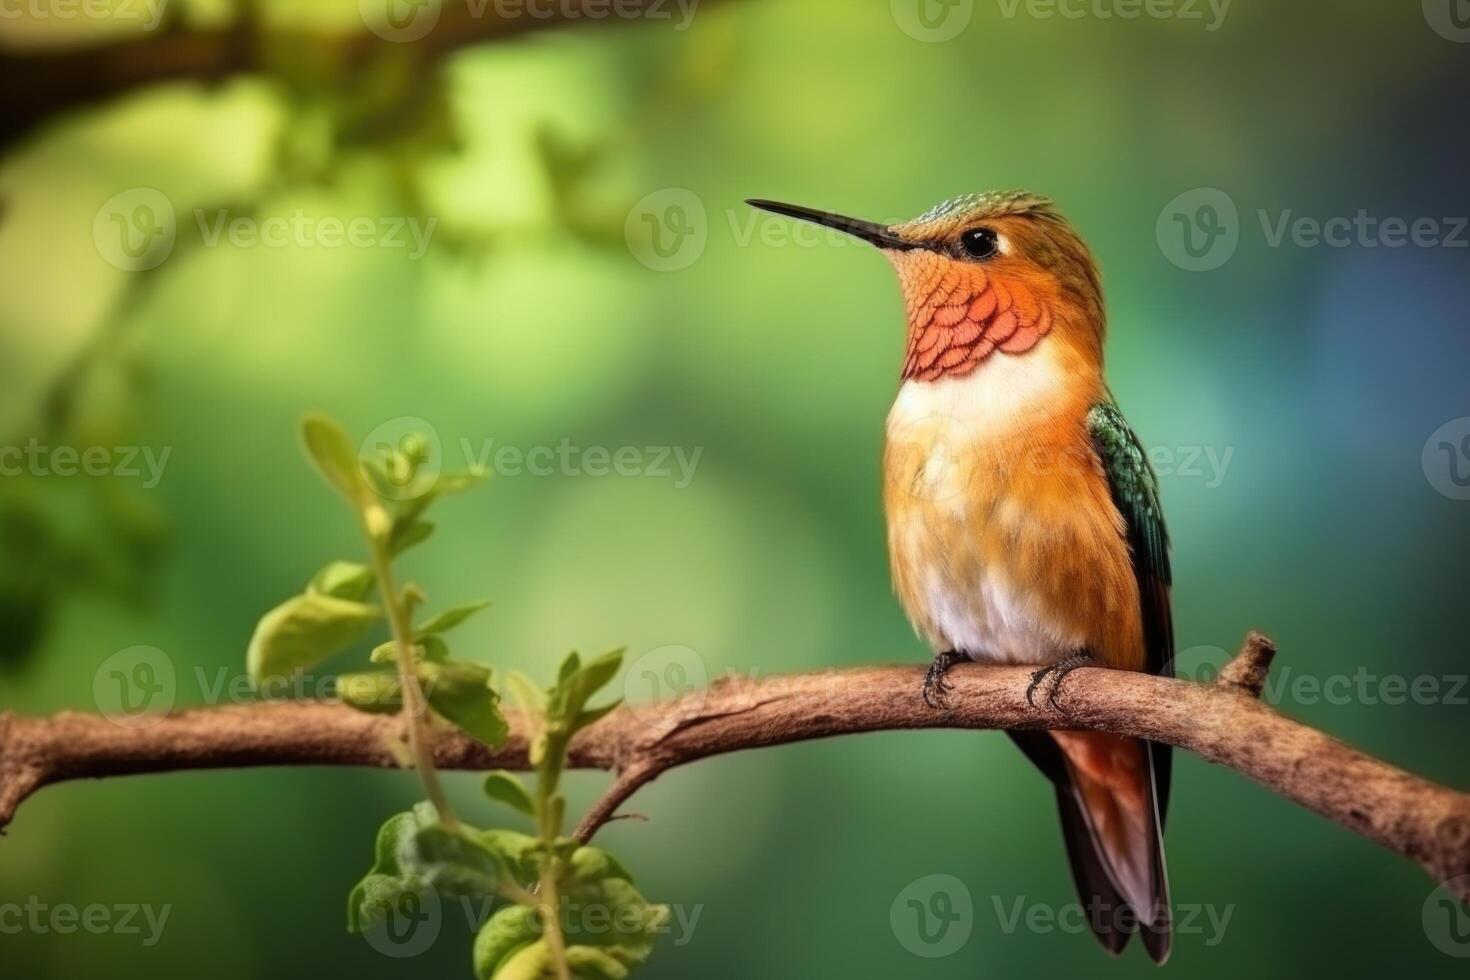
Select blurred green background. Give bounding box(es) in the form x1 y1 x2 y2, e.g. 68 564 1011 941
3 0 1469 976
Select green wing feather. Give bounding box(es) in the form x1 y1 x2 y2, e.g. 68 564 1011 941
1087 401 1171 598
1088 400 1175 829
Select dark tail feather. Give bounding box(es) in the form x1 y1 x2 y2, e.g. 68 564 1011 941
1137 744 1172 964
1008 731 1172 963
1054 776 1132 955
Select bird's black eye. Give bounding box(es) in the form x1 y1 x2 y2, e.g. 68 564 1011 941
959 227 999 259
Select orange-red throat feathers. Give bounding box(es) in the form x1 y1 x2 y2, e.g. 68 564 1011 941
882 196 1107 384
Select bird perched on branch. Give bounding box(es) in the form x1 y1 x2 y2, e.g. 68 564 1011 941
747 192 1174 962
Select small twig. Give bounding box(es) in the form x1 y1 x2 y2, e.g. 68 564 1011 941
3 634 1468 899
1215 630 1276 696
572 761 662 843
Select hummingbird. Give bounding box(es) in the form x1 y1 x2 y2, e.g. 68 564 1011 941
747 192 1174 962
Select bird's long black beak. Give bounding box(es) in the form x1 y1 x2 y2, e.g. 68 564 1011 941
745 199 915 250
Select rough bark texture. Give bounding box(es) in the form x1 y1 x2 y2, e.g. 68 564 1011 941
2 633 1467 898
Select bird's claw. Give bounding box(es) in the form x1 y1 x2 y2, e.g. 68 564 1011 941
1024 667 1049 708
1026 654 1095 712
922 668 952 709
922 651 964 710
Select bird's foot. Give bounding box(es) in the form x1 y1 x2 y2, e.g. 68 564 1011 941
922 651 966 709
1025 653 1096 712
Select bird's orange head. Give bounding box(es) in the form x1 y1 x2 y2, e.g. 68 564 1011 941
747 192 1105 382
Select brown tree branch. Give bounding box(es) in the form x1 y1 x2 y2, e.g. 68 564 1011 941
2 633 1468 898
0 0 727 153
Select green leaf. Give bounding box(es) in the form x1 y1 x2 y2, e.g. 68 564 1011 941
571 649 624 703
559 876 666 967
408 472 484 515
549 649 624 730
349 874 425 933
566 846 635 887
565 946 631 980
347 809 426 931
489 938 552 980
465 840 662 977
307 560 375 601
360 432 433 502
374 810 423 870
482 771 535 816
506 670 547 714
398 825 502 900
359 455 400 501
394 431 431 475
473 906 542 980
573 699 623 732
369 635 449 665
401 582 428 617
418 635 451 663
247 592 380 685
474 829 540 886
301 413 366 506
388 519 435 556
417 600 490 636
393 473 485 531
557 651 582 685
337 671 402 714
422 660 508 747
